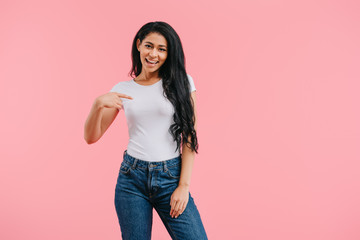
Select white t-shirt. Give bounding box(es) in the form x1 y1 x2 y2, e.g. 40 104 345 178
109 74 196 161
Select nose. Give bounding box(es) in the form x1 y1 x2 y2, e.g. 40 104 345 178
149 48 158 58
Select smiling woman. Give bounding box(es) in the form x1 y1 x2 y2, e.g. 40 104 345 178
134 32 168 82
84 21 207 240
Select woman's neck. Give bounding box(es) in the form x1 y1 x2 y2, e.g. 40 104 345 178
135 71 161 82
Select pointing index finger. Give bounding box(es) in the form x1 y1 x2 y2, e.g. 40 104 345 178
116 93 133 100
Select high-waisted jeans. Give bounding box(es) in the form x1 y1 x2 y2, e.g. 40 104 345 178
114 150 208 240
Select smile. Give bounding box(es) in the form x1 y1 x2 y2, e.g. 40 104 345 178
145 58 159 64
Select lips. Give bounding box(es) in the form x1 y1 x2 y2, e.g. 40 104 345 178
145 58 159 64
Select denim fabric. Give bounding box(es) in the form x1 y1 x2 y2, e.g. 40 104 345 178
114 150 208 240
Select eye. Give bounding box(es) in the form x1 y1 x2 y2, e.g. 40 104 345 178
160 48 166 52
145 44 152 48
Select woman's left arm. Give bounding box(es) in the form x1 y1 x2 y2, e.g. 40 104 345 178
170 91 197 218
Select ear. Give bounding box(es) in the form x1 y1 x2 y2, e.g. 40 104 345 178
136 39 140 51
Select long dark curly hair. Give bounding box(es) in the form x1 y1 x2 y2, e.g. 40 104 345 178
129 21 198 154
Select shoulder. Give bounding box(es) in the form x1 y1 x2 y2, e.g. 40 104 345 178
109 79 133 93
186 73 196 92
186 73 193 81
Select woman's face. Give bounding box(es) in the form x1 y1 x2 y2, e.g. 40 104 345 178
136 32 168 74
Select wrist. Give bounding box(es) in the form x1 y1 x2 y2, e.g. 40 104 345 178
178 182 190 189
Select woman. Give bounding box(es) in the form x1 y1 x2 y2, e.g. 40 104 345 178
84 21 208 240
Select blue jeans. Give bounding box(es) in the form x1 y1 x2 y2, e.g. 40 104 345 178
114 150 208 240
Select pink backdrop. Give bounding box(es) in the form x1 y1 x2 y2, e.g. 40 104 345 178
1 0 360 239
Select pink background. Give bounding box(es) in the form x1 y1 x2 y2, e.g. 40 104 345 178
1 0 360 239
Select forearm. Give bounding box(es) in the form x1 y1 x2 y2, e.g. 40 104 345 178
179 142 195 188
84 99 104 144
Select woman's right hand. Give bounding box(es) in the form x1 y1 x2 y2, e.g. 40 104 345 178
96 92 133 110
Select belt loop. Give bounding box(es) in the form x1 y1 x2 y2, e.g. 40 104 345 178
132 159 138 169
163 161 168 172
123 150 126 159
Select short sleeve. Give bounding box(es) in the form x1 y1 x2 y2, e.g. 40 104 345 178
187 74 196 92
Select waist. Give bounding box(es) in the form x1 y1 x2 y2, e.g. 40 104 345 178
126 139 180 161
123 149 181 168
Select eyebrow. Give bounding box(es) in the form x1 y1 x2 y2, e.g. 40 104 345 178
145 41 167 48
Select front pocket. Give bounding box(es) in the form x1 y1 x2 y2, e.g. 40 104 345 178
166 164 181 179
119 162 131 174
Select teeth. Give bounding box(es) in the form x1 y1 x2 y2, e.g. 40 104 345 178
146 58 158 64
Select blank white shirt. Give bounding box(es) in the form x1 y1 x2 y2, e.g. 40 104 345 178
109 74 196 161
